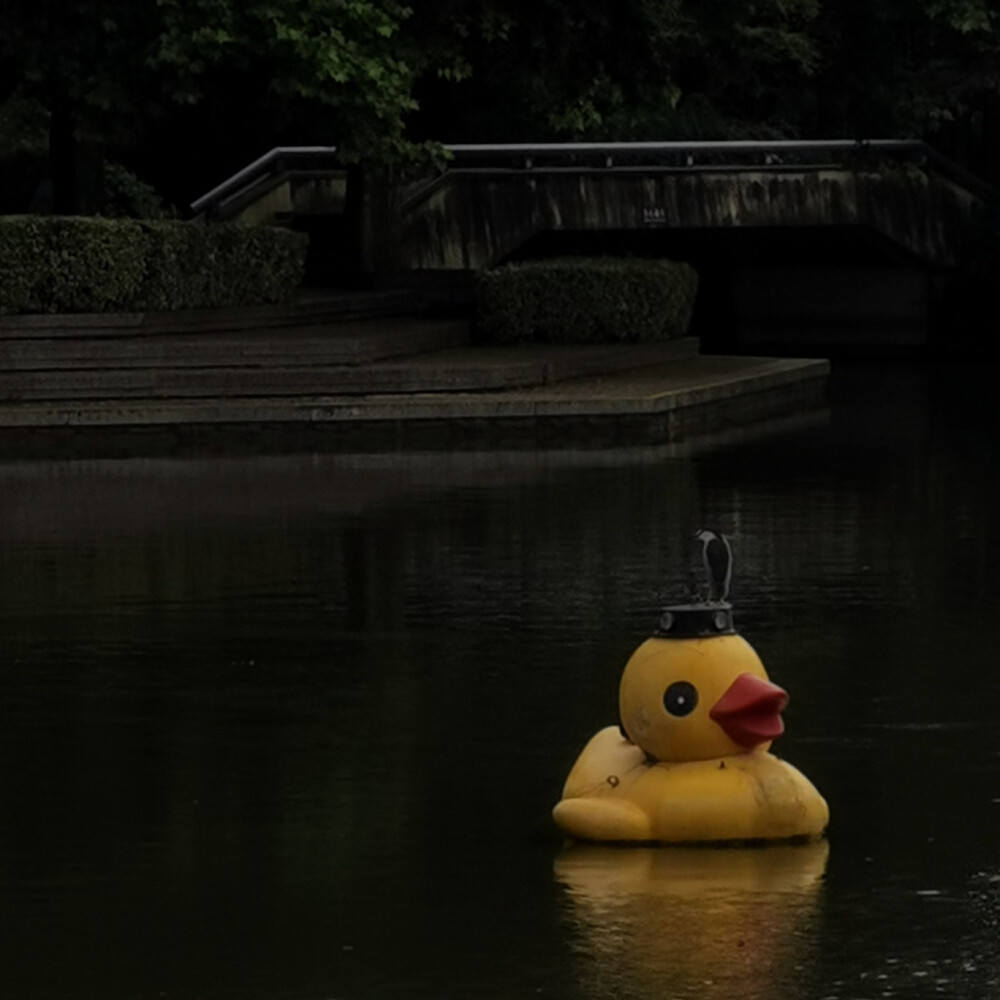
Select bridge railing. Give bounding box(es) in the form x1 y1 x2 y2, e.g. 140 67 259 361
445 139 911 167
190 140 995 220
190 146 340 219
440 140 995 196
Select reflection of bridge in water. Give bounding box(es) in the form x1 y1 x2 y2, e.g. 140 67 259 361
193 141 993 348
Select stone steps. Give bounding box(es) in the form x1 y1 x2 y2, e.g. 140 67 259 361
0 355 831 461
0 289 424 339
0 333 698 402
0 318 471 371
0 289 481 401
0 290 831 458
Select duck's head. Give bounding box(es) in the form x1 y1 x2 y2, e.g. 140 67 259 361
619 606 788 762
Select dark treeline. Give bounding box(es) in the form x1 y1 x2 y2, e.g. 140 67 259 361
3 0 1000 214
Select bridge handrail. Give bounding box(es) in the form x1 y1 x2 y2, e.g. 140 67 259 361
190 139 995 219
190 145 339 217
444 140 994 197
445 139 911 155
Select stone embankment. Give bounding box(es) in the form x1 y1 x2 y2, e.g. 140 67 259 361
0 291 828 457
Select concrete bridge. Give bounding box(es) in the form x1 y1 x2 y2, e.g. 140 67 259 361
396 141 983 268
193 141 992 346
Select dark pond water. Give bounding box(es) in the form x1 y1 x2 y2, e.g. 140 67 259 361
1 361 999 999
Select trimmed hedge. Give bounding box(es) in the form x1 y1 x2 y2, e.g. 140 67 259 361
0 216 308 314
476 256 699 344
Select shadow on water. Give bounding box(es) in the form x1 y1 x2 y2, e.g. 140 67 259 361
1 361 1000 996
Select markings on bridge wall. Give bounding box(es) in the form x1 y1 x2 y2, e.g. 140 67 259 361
642 207 669 226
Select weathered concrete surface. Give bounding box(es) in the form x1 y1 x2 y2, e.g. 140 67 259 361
0 293 472 400
0 289 421 338
0 291 828 457
0 354 825 425
401 168 979 270
0 338 698 401
0 350 828 457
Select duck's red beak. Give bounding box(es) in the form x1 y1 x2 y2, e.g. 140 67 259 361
709 673 788 749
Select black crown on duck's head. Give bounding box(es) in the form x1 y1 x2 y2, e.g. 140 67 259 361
655 602 736 638
654 528 737 637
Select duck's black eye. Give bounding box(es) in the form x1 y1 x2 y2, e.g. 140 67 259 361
663 681 698 717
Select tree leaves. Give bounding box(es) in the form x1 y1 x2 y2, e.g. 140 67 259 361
147 0 418 157
6 0 1000 209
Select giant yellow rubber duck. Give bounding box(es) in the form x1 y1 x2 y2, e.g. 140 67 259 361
553 530 829 844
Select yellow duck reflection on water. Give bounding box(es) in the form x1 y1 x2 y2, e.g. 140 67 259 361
556 841 829 1000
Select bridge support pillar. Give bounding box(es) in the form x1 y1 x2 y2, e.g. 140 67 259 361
339 165 401 286
358 166 401 281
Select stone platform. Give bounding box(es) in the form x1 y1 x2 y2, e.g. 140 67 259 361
0 292 829 457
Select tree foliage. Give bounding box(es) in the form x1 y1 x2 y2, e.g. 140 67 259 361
4 0 1000 213
0 0 160 135
409 0 1000 146
152 0 420 160
810 0 1000 137
0 0 433 208
409 0 824 141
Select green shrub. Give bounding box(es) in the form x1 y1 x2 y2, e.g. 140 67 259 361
190 222 308 308
134 221 211 311
0 216 308 314
0 216 145 314
48 217 147 313
476 256 699 344
102 163 172 220
0 216 47 313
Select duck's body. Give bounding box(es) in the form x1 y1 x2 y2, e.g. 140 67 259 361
553 629 829 844
553 725 828 843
